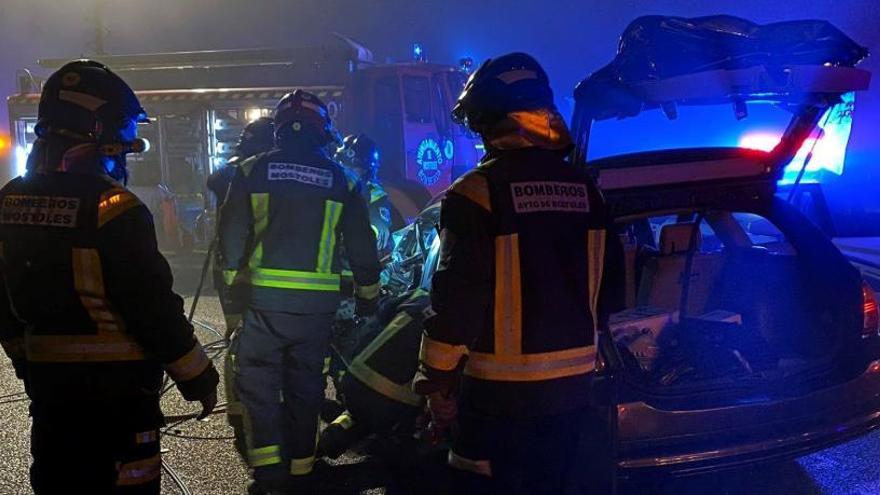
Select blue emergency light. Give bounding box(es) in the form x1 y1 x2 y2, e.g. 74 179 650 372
412 43 426 62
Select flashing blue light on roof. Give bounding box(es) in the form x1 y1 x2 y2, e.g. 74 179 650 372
412 43 426 62
740 92 856 186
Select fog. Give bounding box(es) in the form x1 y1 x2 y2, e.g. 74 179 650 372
1 0 878 219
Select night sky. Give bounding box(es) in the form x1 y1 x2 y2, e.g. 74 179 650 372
0 0 877 217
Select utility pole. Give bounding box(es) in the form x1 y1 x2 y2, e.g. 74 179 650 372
93 0 106 55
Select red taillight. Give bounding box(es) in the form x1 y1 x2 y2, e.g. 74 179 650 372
863 282 879 338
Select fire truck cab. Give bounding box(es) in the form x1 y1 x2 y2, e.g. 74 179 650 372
6 40 481 252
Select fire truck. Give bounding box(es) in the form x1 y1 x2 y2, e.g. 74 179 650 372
6 38 481 251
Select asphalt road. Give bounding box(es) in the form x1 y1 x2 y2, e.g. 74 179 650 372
2 253 880 494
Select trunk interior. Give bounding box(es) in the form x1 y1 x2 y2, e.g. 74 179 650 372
611 209 863 400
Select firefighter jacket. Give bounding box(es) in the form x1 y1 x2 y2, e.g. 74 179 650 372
0 169 218 405
413 147 625 417
219 147 381 314
345 289 429 408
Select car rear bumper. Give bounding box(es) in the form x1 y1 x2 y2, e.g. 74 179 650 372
617 360 880 478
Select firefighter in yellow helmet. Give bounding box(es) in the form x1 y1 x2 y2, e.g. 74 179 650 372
0 60 219 494
412 53 625 494
219 90 381 494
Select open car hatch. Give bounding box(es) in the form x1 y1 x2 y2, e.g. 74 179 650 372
571 15 871 215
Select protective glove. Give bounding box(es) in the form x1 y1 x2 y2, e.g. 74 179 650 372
196 390 218 420
355 296 378 318
427 391 458 430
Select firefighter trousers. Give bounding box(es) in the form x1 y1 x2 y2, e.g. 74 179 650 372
450 407 595 495
29 400 163 495
319 374 420 458
231 309 333 492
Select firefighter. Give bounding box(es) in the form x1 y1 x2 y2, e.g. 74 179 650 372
219 90 381 494
335 134 394 259
206 116 275 337
206 117 276 465
0 60 219 494
412 53 625 494
318 288 429 460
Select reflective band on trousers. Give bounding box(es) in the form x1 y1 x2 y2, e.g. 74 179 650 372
116 454 161 486
248 445 282 468
165 343 210 382
316 200 343 273
349 310 424 406
348 361 423 407
464 346 597 382
290 456 315 476
250 268 341 291
448 451 492 477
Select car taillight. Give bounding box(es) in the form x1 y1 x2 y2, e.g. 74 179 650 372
863 282 879 338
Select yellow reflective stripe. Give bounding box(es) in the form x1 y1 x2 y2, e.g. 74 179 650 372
355 282 380 300
72 248 105 297
249 445 282 467
341 269 353 278
0 337 24 360
588 229 607 335
331 412 355 430
25 334 145 362
450 173 491 212
248 193 269 270
419 335 468 371
495 234 522 356
290 456 315 476
250 268 340 291
165 343 210 382
349 361 423 406
98 189 141 228
116 454 161 486
73 249 125 333
448 450 492 477
322 356 331 375
370 186 387 204
316 200 344 273
223 269 238 286
464 346 596 382
358 312 412 361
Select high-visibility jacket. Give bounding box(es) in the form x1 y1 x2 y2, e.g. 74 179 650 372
344 289 429 408
0 171 218 404
413 147 625 417
219 147 381 314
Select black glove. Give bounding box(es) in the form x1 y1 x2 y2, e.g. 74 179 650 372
355 296 378 318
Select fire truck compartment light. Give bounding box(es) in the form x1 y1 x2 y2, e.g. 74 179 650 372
15 145 30 177
246 108 264 123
